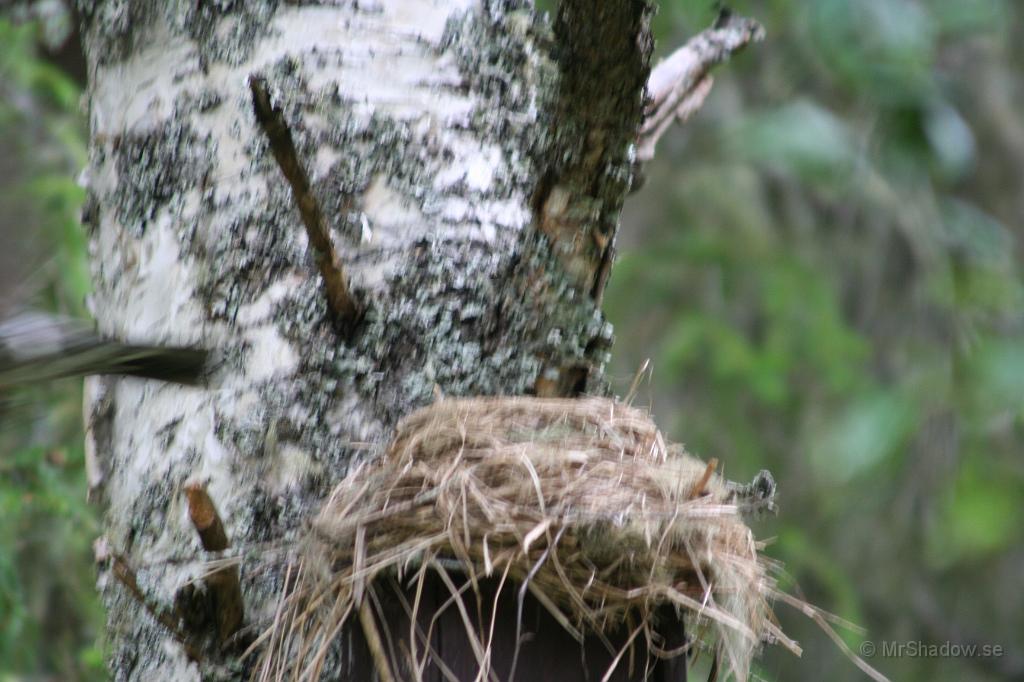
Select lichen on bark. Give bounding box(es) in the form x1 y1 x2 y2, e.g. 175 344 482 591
76 1 655 678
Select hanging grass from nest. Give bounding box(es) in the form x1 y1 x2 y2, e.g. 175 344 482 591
253 397 802 681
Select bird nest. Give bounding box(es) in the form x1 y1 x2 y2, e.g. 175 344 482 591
252 397 803 681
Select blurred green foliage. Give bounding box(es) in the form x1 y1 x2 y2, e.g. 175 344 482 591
607 1 1024 680
0 18 105 682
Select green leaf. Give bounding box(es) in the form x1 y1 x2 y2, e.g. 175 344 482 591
930 461 1022 564
930 0 1008 35
807 0 937 101
964 338 1024 417
726 101 857 183
811 390 916 483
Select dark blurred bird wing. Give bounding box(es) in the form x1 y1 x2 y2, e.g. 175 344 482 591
0 311 209 387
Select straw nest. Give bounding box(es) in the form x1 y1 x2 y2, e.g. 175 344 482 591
253 397 801 681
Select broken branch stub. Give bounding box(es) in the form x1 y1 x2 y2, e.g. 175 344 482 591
185 482 244 645
248 75 360 328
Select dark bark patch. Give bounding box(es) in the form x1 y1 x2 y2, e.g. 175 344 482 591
111 123 215 236
529 0 654 297
184 0 281 67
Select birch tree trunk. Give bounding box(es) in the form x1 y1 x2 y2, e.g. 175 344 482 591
77 0 656 679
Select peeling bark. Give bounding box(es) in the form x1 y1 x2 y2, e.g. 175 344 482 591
76 1 660 679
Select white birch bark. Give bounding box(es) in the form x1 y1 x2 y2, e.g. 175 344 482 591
76 0 653 678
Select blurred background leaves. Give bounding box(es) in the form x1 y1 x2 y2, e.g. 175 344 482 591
1 0 1023 680
608 0 1024 680
0 14 105 682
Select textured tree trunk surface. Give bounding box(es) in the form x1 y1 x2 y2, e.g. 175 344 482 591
76 1 672 679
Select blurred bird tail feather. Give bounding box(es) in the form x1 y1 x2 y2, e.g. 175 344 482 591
0 311 210 387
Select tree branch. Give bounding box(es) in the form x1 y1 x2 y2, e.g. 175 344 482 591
637 12 765 163
93 537 202 662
